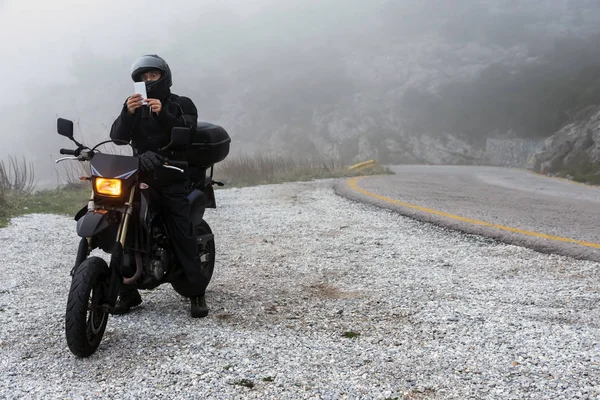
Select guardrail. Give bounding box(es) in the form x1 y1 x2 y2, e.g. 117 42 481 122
348 160 376 171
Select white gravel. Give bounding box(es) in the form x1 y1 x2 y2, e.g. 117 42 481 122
1 179 599 399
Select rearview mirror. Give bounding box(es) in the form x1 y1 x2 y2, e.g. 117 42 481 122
170 127 192 149
57 118 74 139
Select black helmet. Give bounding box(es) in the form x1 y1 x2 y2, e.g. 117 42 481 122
131 54 172 99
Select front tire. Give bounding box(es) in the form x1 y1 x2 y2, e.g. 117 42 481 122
65 256 110 358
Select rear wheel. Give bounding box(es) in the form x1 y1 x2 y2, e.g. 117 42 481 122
65 256 110 358
196 219 216 284
171 219 216 296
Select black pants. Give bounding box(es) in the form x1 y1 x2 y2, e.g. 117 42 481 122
120 178 208 298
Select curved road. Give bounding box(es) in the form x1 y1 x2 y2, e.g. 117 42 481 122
335 165 600 262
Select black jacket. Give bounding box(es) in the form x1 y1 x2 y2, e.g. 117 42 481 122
110 93 198 182
110 93 198 155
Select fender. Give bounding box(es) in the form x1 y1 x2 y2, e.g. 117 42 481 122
202 183 217 209
76 210 112 238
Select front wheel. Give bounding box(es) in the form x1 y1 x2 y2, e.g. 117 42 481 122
65 256 110 358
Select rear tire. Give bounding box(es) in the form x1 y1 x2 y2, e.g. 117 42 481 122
196 219 216 284
65 256 110 358
171 220 216 296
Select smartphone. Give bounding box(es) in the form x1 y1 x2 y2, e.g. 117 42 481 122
134 82 148 105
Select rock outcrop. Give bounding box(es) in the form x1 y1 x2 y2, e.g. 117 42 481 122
529 106 600 181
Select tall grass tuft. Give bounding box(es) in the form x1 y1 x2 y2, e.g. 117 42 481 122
0 156 36 197
58 161 91 191
0 156 91 227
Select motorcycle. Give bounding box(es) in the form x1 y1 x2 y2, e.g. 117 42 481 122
55 117 230 358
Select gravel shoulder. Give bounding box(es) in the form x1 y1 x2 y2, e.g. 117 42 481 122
1 179 599 399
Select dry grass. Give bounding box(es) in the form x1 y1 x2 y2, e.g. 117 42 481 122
0 156 37 222
0 156 36 198
215 154 393 187
0 152 392 227
58 160 91 191
0 157 90 227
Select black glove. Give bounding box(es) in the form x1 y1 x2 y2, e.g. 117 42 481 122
138 151 164 172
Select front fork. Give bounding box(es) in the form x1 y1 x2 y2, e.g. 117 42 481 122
104 187 137 309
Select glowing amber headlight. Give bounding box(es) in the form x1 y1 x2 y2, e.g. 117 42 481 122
95 178 122 197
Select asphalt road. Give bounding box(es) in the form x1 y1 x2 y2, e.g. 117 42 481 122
335 165 600 262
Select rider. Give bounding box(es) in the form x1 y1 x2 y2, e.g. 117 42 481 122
109 54 209 318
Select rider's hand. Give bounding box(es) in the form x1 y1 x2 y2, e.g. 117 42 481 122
139 151 164 172
146 98 162 114
126 94 144 115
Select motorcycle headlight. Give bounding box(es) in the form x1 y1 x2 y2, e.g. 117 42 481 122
95 178 122 197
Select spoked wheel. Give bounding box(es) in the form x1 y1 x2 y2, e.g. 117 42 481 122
171 219 216 296
65 256 110 358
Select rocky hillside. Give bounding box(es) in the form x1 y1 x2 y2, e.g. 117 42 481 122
164 0 600 171
210 0 600 164
528 106 600 184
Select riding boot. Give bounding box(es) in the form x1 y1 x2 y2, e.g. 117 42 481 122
111 287 142 315
190 295 209 318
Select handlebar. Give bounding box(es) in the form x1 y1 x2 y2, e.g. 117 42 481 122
60 148 78 156
54 149 189 173
164 160 188 169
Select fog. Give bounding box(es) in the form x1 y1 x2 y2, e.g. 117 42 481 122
0 0 268 102
2 0 600 187
0 0 275 185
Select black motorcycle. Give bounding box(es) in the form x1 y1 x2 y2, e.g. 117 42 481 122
55 117 230 358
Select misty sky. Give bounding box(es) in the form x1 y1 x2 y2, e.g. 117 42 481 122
1 0 586 106
0 0 272 104
1 0 586 107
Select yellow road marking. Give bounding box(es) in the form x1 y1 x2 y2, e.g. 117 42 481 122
347 176 600 250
